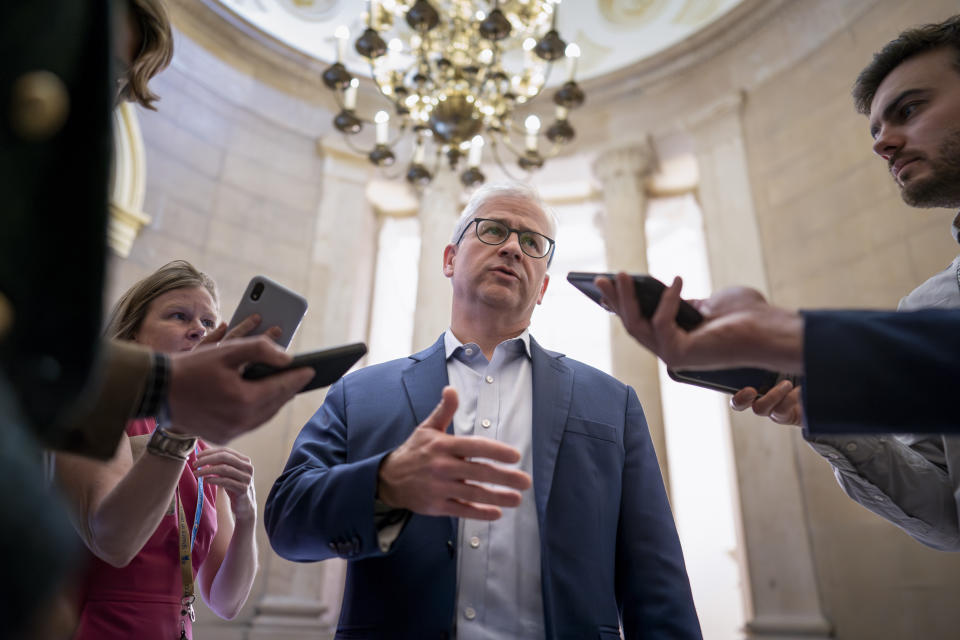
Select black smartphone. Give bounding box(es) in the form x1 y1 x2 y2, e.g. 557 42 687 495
667 368 801 395
566 271 703 330
242 342 367 393
567 271 804 395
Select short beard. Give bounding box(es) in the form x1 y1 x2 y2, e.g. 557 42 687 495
900 129 960 208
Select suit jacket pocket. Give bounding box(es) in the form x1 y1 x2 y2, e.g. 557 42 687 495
597 624 621 639
565 417 617 443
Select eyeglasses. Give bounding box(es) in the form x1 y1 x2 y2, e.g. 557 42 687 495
456 218 556 260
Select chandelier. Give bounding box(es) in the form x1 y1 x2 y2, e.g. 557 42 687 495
321 0 584 188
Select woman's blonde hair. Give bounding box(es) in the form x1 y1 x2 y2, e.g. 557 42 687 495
106 260 218 341
119 0 174 110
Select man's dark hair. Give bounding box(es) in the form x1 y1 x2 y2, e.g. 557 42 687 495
852 14 960 115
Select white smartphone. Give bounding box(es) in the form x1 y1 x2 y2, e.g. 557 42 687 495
226 276 308 350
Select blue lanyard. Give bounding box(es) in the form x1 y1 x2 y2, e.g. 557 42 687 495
189 444 204 552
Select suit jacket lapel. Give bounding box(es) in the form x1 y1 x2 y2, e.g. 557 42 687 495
530 337 573 526
401 335 457 537
401 335 450 427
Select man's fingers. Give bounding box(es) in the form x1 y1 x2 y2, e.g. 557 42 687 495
614 272 642 327
439 456 531 491
442 499 503 521
418 386 459 433
730 387 759 411
751 380 794 416
593 276 618 312
218 335 292 368
447 480 523 508
651 276 683 332
445 437 523 466
770 386 804 426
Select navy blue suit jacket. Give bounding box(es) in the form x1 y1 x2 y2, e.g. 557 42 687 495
265 335 701 639
803 309 959 435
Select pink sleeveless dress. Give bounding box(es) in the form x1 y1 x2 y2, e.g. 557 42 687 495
72 417 218 640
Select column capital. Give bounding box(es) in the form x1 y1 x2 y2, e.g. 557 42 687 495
592 142 656 185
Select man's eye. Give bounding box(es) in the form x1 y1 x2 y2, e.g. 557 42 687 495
520 234 539 249
171 312 186 320
202 319 216 329
481 225 505 237
900 102 920 119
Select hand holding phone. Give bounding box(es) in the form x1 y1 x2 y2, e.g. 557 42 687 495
227 276 308 350
566 271 703 330
243 342 367 393
568 271 803 395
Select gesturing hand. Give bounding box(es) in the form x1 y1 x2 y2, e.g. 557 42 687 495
377 386 533 521
192 447 257 523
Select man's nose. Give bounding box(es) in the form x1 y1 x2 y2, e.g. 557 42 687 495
498 231 523 258
872 124 903 160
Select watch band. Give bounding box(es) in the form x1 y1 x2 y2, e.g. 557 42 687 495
147 424 196 461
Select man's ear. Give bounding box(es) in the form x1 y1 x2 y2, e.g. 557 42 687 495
536 273 550 305
442 244 457 278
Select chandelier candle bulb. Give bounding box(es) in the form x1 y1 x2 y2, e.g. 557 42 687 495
468 135 484 167
344 79 358 110
375 110 389 144
525 115 541 151
335 25 349 62
555 105 568 120
413 140 426 164
565 43 580 81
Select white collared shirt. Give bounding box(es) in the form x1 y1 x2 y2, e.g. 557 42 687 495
444 328 545 639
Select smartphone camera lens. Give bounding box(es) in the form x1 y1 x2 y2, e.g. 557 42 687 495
251 282 264 301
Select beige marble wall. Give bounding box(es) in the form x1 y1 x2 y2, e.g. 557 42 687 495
578 1 960 638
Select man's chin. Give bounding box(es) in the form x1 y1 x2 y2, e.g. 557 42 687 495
900 177 960 209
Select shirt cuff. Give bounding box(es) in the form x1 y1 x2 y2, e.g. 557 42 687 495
373 499 410 553
134 351 170 418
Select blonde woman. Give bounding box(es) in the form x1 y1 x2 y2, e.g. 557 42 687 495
57 261 272 639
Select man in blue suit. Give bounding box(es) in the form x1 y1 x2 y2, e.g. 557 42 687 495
265 183 702 639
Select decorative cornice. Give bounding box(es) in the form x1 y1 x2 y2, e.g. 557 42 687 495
592 142 657 183
167 0 332 106
581 0 790 109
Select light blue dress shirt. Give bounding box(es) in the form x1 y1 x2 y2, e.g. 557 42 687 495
444 328 545 639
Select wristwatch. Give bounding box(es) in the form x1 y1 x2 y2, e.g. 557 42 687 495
147 424 196 461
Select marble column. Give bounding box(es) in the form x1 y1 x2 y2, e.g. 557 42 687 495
592 144 670 492
411 169 460 352
245 144 377 640
687 93 831 640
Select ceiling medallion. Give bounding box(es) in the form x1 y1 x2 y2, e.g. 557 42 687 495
322 0 585 189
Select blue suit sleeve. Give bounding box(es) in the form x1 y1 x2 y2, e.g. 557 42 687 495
616 387 702 639
802 309 960 435
264 379 390 562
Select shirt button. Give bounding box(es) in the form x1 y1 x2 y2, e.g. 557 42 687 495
464 607 476 620
845 442 858 452
485 375 494 383
465 348 473 355
481 419 491 428
470 536 481 548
